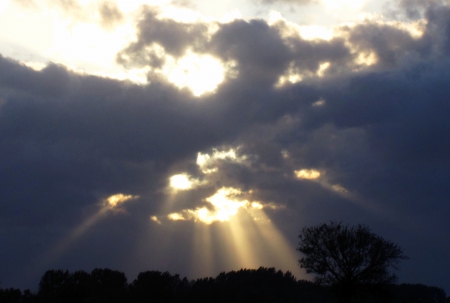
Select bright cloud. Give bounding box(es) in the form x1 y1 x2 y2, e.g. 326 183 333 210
332 184 349 193
294 169 321 179
167 187 269 224
197 147 251 174
164 51 225 96
105 193 139 209
169 173 205 190
169 174 193 190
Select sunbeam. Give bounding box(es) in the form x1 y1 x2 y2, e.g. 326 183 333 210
25 193 138 280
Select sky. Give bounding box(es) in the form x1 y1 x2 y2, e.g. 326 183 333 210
0 0 450 294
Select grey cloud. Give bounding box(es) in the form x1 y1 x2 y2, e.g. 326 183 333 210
208 19 292 84
99 1 124 28
117 13 353 85
422 5 450 55
395 0 449 19
117 7 209 68
344 22 420 67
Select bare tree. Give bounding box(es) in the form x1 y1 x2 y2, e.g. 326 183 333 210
297 221 408 303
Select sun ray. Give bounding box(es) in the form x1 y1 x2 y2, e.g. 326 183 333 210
245 208 304 278
190 221 214 277
25 193 138 279
224 214 259 268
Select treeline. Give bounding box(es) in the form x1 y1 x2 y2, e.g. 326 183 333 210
0 267 448 303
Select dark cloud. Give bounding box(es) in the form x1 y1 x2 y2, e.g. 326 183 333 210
208 19 292 84
2 2 450 295
395 0 449 19
343 22 420 67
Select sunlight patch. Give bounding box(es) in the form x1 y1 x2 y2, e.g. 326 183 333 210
169 173 204 190
269 11 333 41
150 216 162 224
332 184 349 193
196 147 250 174
20 61 47 71
392 19 427 39
274 62 303 87
275 60 332 88
164 51 225 96
317 62 330 77
275 73 303 87
167 187 268 224
295 169 321 180
312 99 326 107
105 193 139 209
168 212 187 221
354 51 377 67
170 174 193 190
298 25 333 41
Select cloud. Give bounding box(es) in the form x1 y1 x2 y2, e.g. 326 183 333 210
105 193 139 209
165 187 282 224
116 7 210 65
394 0 449 19
99 1 124 28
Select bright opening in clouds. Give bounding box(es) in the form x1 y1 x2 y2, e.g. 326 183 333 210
196 148 250 174
105 193 139 208
165 51 225 96
169 174 194 190
295 169 321 179
167 187 260 224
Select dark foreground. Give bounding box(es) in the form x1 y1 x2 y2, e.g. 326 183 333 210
0 267 447 303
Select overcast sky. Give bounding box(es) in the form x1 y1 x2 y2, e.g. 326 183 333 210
1 0 450 293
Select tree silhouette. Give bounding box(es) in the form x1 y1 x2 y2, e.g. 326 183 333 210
37 268 128 303
129 270 188 303
38 269 73 303
297 221 408 303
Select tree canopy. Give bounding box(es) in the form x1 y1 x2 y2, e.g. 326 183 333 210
297 221 408 303
1 266 447 303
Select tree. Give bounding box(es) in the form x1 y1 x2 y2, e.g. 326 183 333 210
297 221 408 303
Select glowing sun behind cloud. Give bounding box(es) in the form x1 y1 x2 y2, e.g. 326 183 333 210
170 174 194 190
164 51 225 96
169 173 205 191
167 187 255 224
